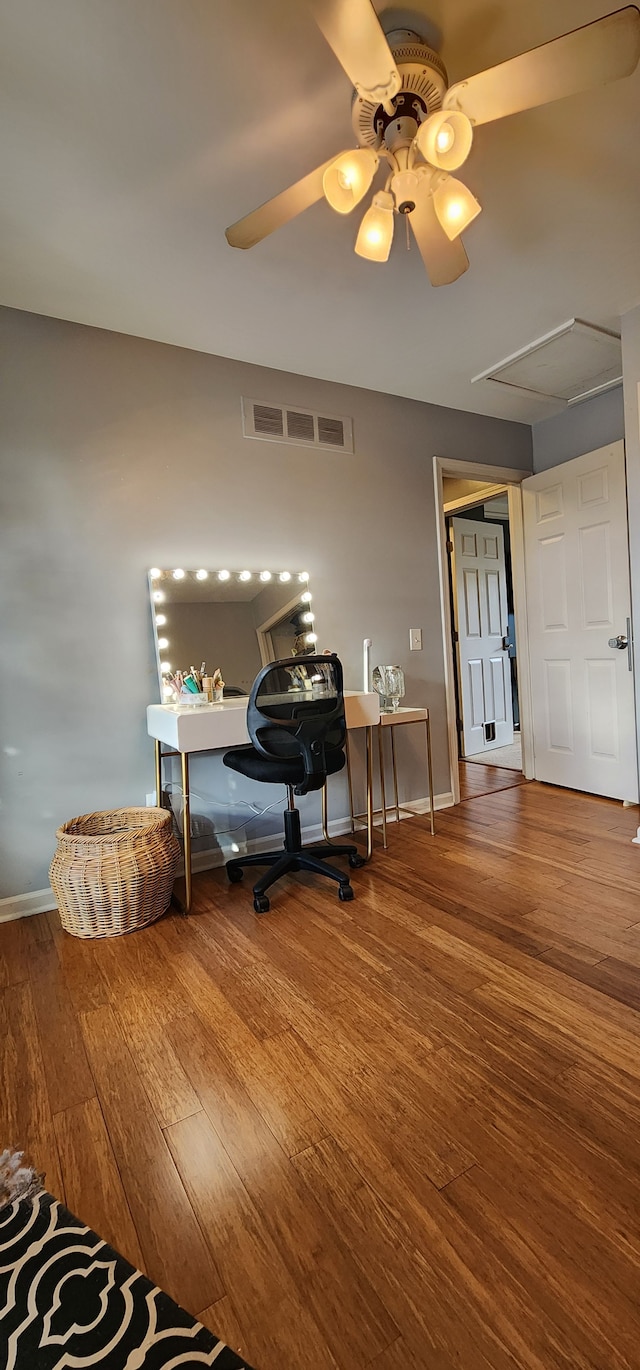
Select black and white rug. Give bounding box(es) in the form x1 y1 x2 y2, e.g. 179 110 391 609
0 1167 254 1368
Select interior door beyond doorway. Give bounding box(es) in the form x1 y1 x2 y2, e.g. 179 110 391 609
452 516 514 756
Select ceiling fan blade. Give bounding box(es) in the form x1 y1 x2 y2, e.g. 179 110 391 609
225 155 341 249
308 0 401 107
444 5 640 127
409 182 469 286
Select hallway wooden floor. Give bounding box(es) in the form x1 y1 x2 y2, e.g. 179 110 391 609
3 781 640 1368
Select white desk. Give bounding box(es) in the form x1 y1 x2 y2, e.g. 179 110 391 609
147 691 380 911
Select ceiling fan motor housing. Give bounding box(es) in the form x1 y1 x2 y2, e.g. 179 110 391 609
351 32 448 152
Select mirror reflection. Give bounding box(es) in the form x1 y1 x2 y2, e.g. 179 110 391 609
149 567 317 702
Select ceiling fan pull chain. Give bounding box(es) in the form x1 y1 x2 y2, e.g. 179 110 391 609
406 213 410 251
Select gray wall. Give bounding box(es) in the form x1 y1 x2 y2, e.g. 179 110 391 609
0 306 531 897
532 386 625 472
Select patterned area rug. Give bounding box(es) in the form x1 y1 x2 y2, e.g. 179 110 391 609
0 1163 254 1369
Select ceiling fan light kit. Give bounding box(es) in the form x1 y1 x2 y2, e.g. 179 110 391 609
355 190 395 261
225 2 640 287
322 147 379 213
432 175 482 241
414 110 474 171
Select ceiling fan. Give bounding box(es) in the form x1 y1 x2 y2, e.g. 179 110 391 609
225 1 640 286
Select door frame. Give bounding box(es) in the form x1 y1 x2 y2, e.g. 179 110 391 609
256 591 306 666
433 456 534 805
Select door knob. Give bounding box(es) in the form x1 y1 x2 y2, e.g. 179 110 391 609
608 634 628 650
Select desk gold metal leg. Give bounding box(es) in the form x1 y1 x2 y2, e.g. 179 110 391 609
426 712 435 836
321 782 331 842
390 726 400 826
180 751 192 913
345 731 356 836
154 739 162 808
365 726 374 862
377 725 388 849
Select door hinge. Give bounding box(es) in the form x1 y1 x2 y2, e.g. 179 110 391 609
452 629 459 644
446 540 454 554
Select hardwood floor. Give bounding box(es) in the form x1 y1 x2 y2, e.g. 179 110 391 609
3 780 640 1367
458 758 526 800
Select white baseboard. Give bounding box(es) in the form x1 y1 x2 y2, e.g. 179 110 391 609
0 888 58 924
0 792 454 922
186 791 453 876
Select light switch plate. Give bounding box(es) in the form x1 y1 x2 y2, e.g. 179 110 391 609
409 628 422 651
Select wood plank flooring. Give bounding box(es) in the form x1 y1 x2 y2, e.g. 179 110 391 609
3 780 640 1367
458 758 526 800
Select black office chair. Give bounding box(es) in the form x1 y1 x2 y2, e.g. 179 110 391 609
223 654 364 912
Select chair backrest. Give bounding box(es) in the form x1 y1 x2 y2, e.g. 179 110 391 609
247 654 346 795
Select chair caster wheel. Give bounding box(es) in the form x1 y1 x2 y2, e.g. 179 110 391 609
348 853 365 869
338 884 354 902
227 867 244 884
254 895 270 914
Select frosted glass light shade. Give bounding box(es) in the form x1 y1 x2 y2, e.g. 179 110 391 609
323 149 379 214
415 110 473 171
355 191 394 262
433 176 481 240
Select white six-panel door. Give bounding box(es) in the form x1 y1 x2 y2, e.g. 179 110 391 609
453 517 514 756
522 443 638 802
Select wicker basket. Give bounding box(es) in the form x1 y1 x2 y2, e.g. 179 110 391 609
50 807 180 938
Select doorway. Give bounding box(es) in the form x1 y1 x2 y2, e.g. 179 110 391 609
433 457 534 806
444 481 525 797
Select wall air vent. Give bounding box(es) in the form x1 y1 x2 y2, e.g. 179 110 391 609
471 319 622 412
242 397 354 453
253 403 284 438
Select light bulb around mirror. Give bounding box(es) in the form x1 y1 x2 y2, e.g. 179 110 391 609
239 570 252 582
195 569 208 580
160 661 171 673
301 591 312 603
218 569 230 581
433 175 481 241
299 572 309 582
415 109 473 172
259 570 272 582
323 148 379 214
355 191 394 263
302 612 315 624
172 568 185 580
155 613 167 626
153 591 165 603
157 637 169 650
305 632 318 645
149 568 161 579
279 571 291 582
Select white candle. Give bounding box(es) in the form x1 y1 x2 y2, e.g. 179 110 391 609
363 638 372 693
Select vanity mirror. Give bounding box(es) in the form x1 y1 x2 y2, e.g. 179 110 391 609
148 567 317 701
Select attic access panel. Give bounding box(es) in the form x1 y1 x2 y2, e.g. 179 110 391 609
472 319 622 407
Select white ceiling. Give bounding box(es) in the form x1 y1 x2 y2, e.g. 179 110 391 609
1 0 639 422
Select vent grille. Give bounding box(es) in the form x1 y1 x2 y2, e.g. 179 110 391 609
253 403 284 437
287 410 315 443
242 398 354 453
318 416 345 447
